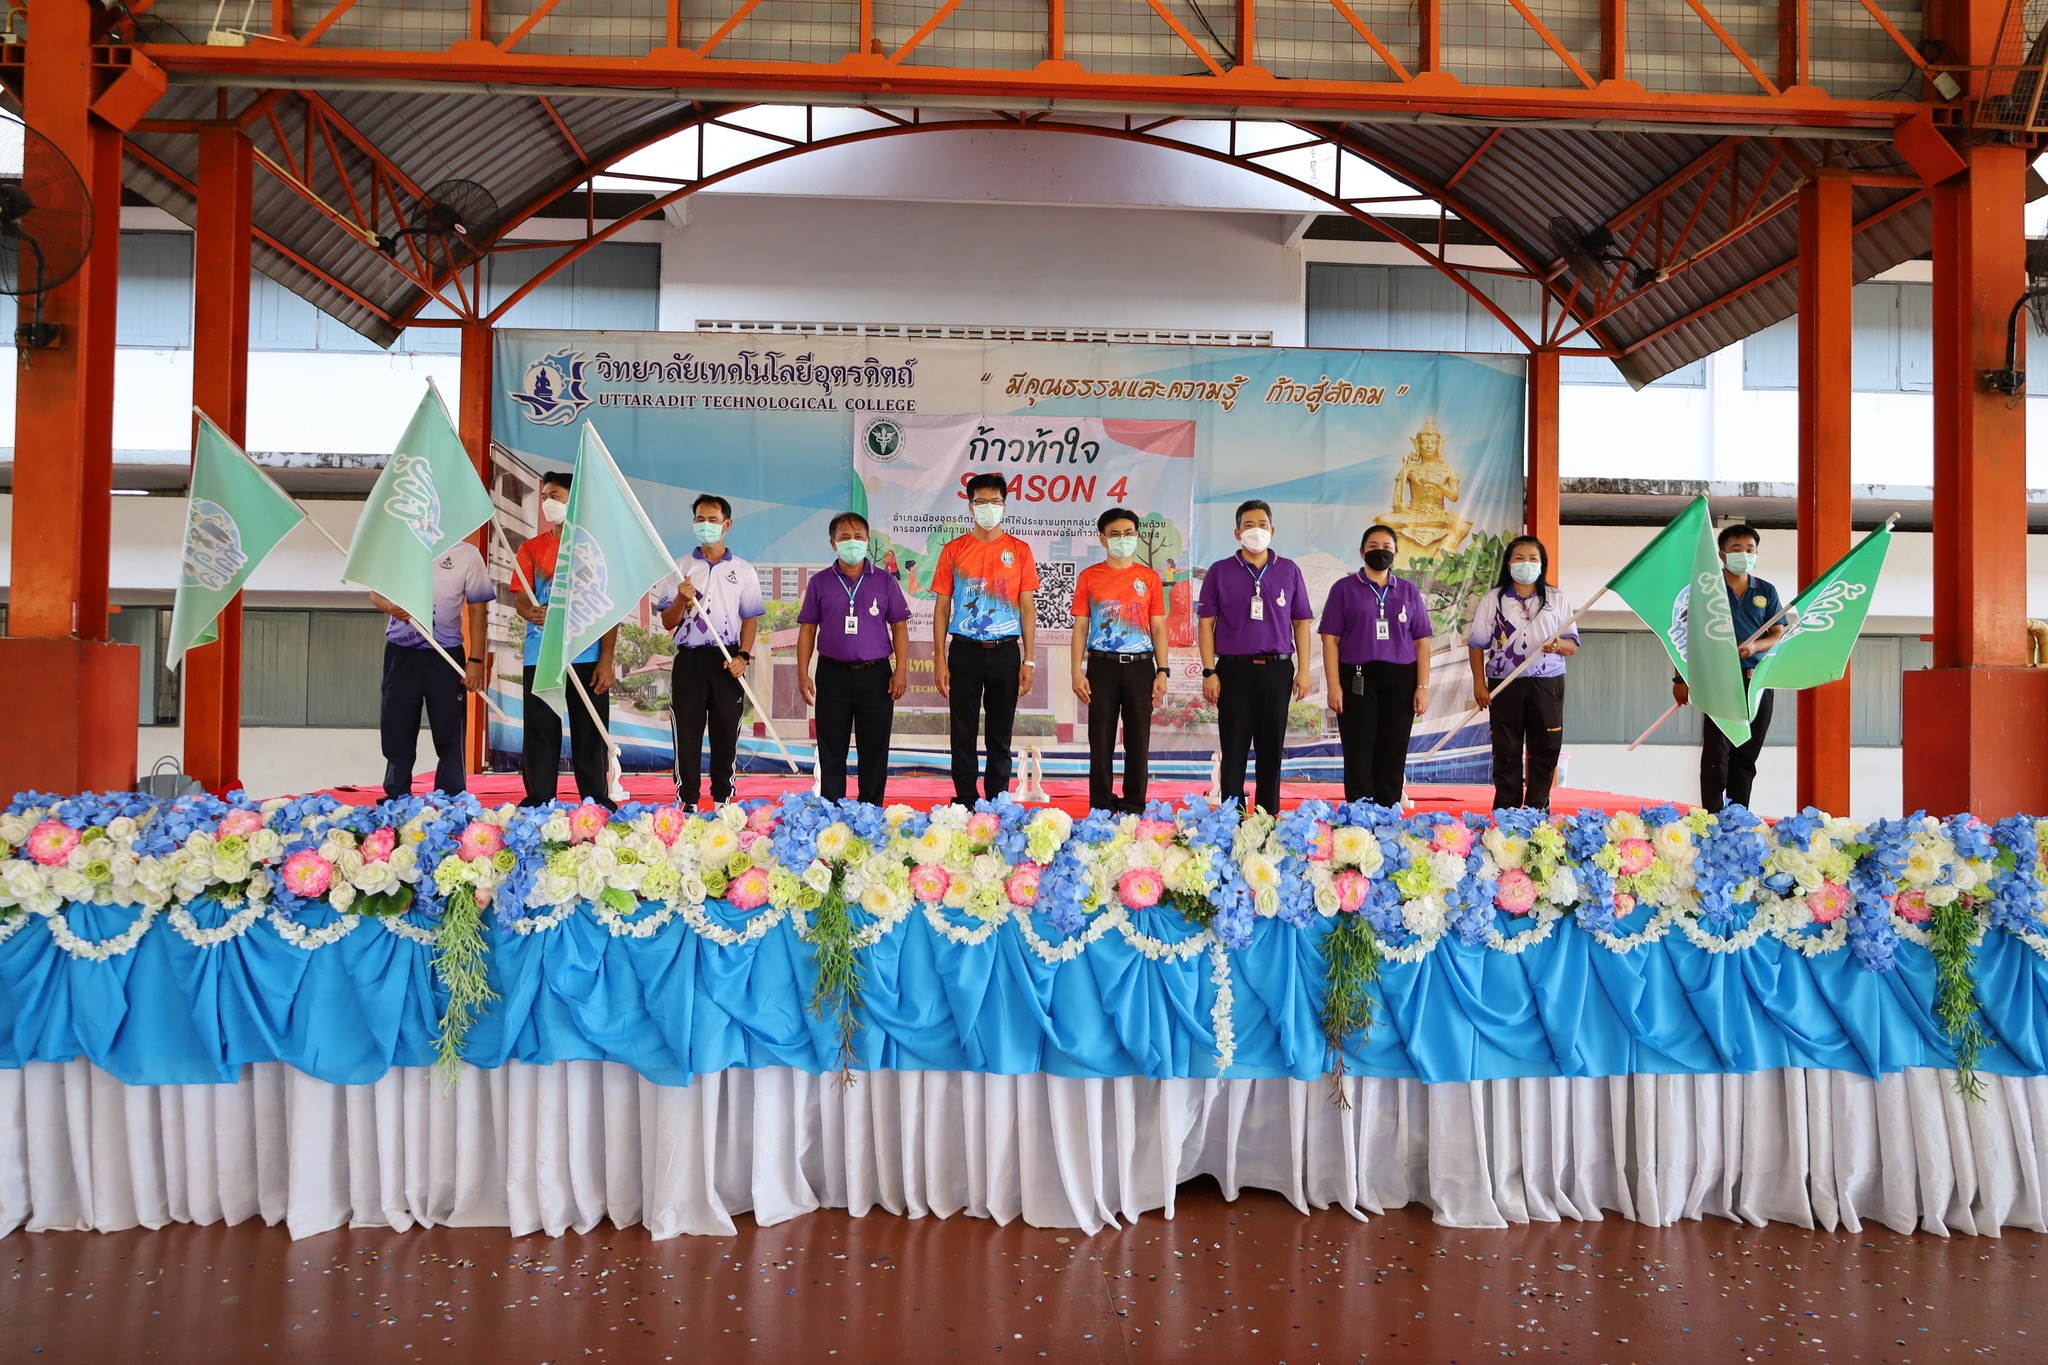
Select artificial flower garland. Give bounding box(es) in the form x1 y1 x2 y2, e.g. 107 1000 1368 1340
0 789 2042 1097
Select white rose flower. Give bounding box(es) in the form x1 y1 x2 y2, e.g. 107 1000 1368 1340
1313 884 1340 918
64 846 89 872
801 860 833 893
247 875 271 900
329 882 357 912
135 859 175 894
575 865 607 902
52 870 92 901
678 873 708 905
4 862 43 902
248 829 283 861
971 853 1005 885
718 804 749 831
1253 887 1281 917
106 817 138 842
354 860 398 895
542 814 573 843
213 855 252 885
1925 883 1960 908
389 845 420 877
611 862 649 893
109 851 138 887
0 815 32 845
185 831 215 856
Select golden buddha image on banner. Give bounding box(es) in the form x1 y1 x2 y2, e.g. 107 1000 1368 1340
1377 417 1474 562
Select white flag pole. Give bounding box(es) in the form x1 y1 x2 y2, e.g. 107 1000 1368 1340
492 516 625 772
1625 593 1813 750
1420 586 1609 759
680 594 805 777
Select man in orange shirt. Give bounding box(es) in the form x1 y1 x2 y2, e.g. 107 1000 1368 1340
511 471 618 807
932 472 1039 805
1070 508 1170 814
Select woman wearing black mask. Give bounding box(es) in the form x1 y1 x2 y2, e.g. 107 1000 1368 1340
1467 535 1578 811
1319 523 1435 805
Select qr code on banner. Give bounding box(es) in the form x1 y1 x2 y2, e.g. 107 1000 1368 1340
1035 561 1078 631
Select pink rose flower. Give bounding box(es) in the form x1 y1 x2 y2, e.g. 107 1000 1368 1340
475 886 493 910
457 820 505 862
651 805 687 846
1117 866 1165 910
1616 838 1656 877
217 809 264 839
746 804 779 835
1333 869 1369 915
1891 889 1930 924
280 848 334 898
567 803 609 844
26 821 79 867
1494 868 1539 915
362 827 398 863
727 866 772 910
908 864 952 905
1430 823 1474 858
965 812 1001 847
1134 819 1176 847
1614 891 1638 916
1807 881 1852 924
1308 822 1334 863
1004 862 1044 907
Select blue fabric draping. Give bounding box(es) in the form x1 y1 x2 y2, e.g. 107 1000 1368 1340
2 898 2044 1089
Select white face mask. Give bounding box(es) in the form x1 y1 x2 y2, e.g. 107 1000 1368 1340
1723 551 1758 576
1509 561 1542 585
1238 526 1272 554
540 498 567 525
972 503 1004 531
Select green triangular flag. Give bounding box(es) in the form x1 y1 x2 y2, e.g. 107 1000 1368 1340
531 421 678 720
1606 496 1749 747
167 415 308 670
340 382 498 627
1745 522 1893 717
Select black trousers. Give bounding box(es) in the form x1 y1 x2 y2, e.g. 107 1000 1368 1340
1215 653 1294 815
1701 683 1774 813
948 637 1022 804
1086 653 1156 814
1335 660 1418 807
816 657 895 806
671 645 746 805
1487 674 1566 811
381 641 468 801
521 662 612 808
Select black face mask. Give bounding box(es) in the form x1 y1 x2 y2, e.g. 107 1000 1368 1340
1362 548 1396 572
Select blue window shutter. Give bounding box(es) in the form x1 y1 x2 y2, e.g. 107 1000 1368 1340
116 231 195 349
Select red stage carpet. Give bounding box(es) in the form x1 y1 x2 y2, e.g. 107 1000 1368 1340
326 772 1654 820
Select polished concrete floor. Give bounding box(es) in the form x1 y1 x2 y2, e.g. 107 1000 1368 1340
4 1182 2039 1363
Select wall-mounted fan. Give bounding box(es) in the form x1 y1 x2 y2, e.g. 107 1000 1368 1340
376 178 502 275
1983 236 2048 396
1548 215 1657 292
0 112 95 354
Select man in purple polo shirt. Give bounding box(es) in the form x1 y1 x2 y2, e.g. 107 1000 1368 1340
370 541 494 800
1197 499 1314 815
796 511 911 805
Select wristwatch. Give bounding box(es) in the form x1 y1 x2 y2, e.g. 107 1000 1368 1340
734 650 752 662
1156 666 1171 677
1201 667 1217 678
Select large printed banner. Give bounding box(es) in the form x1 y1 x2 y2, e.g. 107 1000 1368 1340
489 331 1526 781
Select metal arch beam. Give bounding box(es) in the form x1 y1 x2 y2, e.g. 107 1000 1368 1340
468 112 1544 349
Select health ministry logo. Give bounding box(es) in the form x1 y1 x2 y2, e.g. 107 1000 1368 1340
510 347 592 427
862 418 904 463
180 498 247 590
383 453 444 550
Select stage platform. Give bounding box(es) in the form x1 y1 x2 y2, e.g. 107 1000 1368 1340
327 772 1656 819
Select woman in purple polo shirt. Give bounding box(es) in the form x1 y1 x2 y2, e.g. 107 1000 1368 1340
1467 535 1578 811
1319 523 1434 806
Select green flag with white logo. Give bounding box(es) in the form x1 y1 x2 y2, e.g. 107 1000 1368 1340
1744 522 1892 717
531 421 678 720
167 414 308 669
1606 496 1750 746
340 382 497 628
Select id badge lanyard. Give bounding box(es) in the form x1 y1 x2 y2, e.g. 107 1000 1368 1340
1364 572 1396 643
838 564 868 635
1243 554 1271 622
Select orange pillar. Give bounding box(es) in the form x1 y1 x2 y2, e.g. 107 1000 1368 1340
183 125 253 793
459 320 496 773
0 0 139 796
1794 174 1853 814
1525 348 1561 577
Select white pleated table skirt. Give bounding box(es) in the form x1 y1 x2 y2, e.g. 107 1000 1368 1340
4 1061 2045 1241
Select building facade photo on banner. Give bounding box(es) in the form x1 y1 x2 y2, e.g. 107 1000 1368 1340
488 331 1527 784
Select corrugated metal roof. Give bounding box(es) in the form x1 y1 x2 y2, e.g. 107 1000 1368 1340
123 91 1933 376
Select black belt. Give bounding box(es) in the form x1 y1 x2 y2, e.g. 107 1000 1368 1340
950 636 1020 650
1219 652 1289 664
821 656 890 671
1088 650 1154 665
678 643 737 655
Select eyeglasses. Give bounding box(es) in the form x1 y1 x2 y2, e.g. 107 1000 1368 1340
969 498 1005 507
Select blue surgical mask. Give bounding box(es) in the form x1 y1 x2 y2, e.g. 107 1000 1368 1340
1723 551 1758 576
835 539 869 566
1509 561 1543 585
1106 535 1138 560
693 520 724 547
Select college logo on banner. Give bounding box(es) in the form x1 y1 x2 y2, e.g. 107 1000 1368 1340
565 532 614 638
382 452 444 550
509 347 593 427
180 498 247 590
1669 585 1690 658
862 418 904 463
1773 580 1864 647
